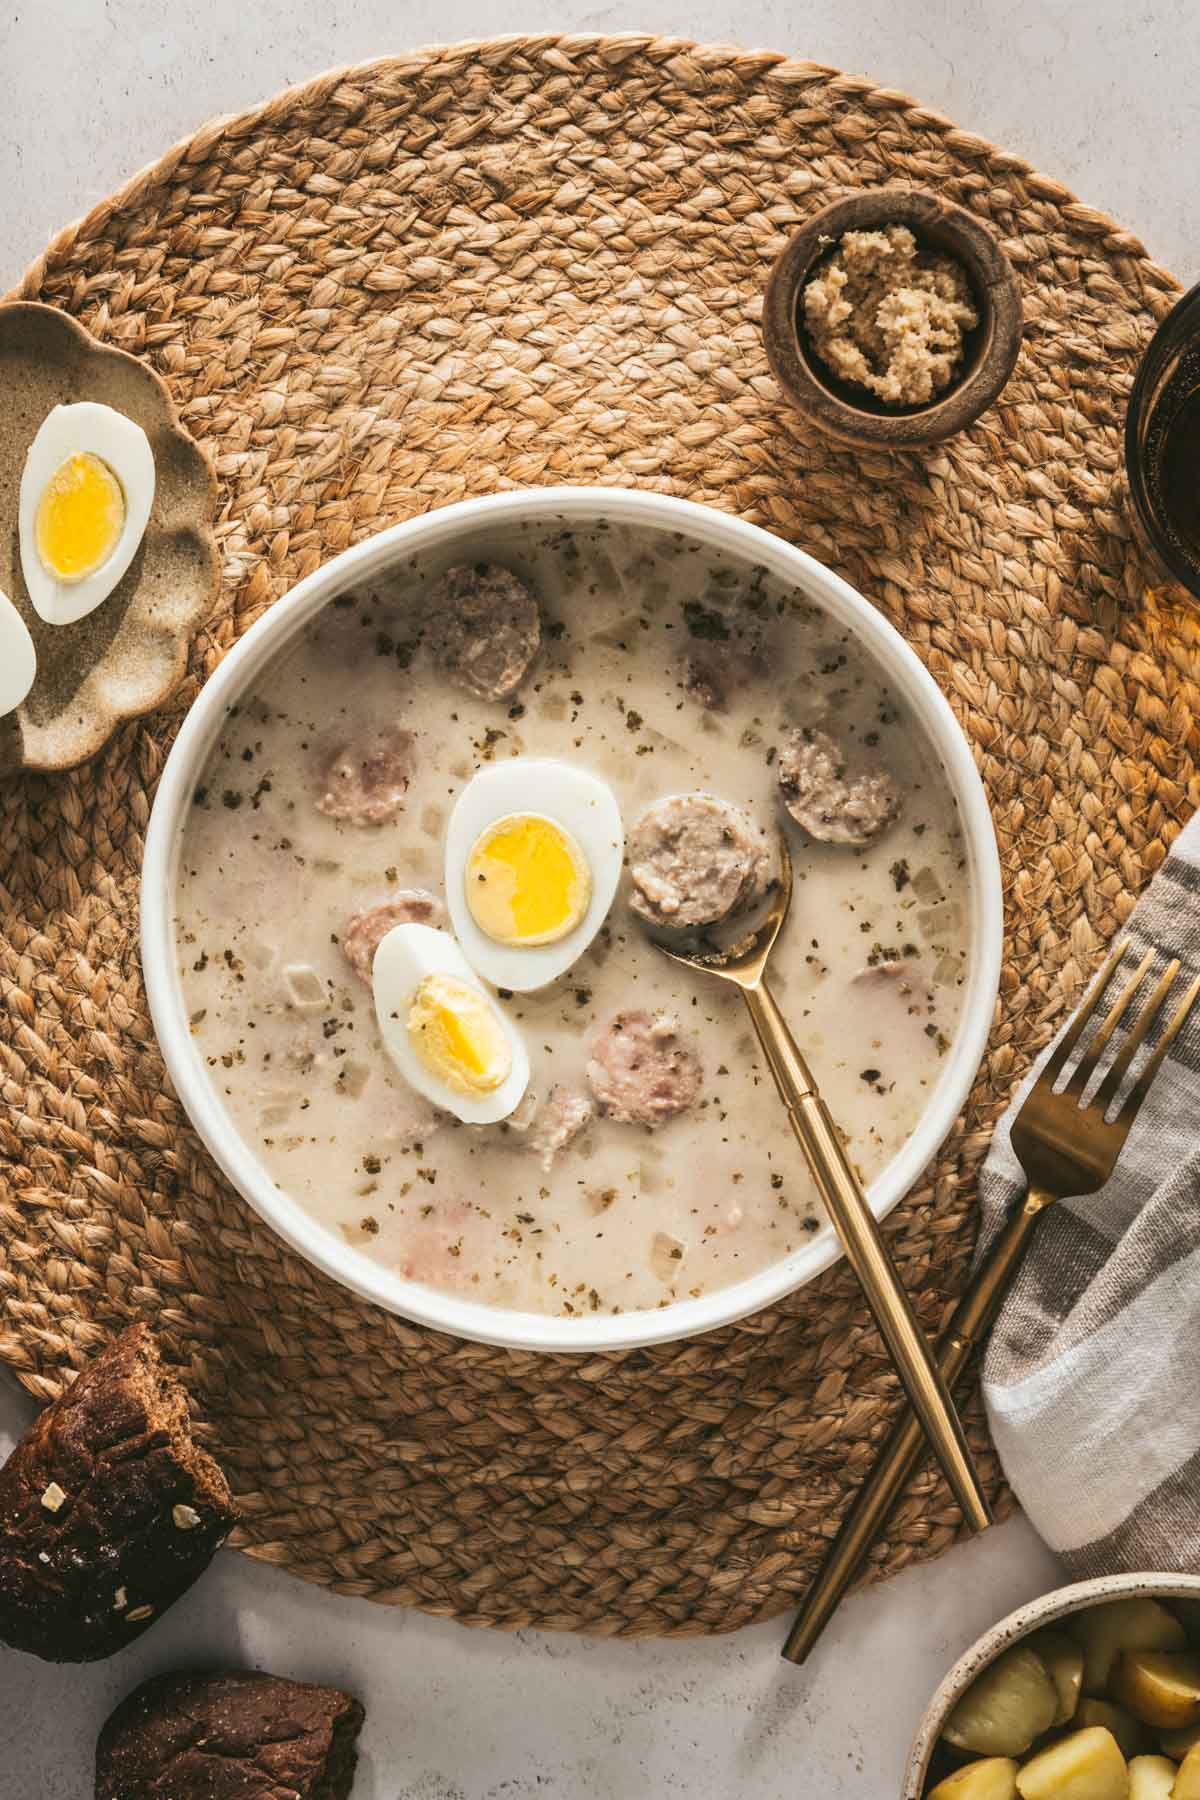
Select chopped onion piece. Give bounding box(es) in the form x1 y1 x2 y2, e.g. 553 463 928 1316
282 963 326 1011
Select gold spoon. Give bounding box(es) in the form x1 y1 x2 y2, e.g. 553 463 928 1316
651 832 991 1534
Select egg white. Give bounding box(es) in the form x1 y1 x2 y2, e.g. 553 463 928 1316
445 758 624 992
372 922 530 1124
18 402 156 627
0 586 36 718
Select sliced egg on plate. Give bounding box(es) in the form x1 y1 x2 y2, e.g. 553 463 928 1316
373 922 530 1123
19 402 156 626
0 587 36 718
444 757 623 991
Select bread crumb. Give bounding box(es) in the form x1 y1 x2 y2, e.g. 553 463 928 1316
113 1587 128 1610
172 1504 202 1530
40 1482 67 1513
803 224 978 407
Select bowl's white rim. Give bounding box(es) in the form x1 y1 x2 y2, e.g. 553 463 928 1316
141 486 1003 1353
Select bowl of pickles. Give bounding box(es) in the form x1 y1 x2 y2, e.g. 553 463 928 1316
904 1573 1200 1799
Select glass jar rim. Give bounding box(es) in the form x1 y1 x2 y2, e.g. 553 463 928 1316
1125 279 1200 597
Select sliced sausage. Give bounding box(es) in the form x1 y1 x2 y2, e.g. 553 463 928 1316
313 725 415 826
423 563 541 701
502 1085 593 1170
628 792 773 932
777 728 900 845
850 958 939 1046
340 889 447 985
587 1010 702 1128
680 657 726 712
398 1200 474 1288
383 1089 443 1151
679 588 767 711
851 957 934 1009
525 1086 594 1171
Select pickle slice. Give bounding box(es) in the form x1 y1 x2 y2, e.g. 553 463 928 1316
943 1647 1059 1758
1027 1629 1085 1726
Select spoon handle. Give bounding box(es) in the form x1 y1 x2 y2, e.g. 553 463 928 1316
782 1187 1051 1663
740 979 992 1536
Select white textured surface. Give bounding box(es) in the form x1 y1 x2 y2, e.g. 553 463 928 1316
3 2 1197 286
0 1 1182 1794
0 1379 1061 1800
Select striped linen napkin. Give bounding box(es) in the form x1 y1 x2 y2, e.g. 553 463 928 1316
980 811 1200 1577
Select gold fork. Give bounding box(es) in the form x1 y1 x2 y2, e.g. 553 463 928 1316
783 935 1200 1664
652 832 991 1534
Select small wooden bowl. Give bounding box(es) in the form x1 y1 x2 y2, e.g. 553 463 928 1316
762 189 1023 451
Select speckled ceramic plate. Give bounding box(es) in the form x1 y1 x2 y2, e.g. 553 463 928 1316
0 303 218 773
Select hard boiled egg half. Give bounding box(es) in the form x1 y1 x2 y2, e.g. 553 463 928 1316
0 587 36 718
445 758 623 991
19 403 155 626
373 922 530 1123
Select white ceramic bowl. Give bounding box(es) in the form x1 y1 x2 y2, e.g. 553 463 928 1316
904 1571 1200 1797
142 487 1002 1353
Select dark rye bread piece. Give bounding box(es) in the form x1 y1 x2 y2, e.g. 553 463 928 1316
95 1670 365 1799
0 1322 237 1662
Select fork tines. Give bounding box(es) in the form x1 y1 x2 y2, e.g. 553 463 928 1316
1044 937 1200 1120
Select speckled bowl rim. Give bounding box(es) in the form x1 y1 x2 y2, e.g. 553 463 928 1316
0 301 219 772
141 486 1003 1353
902 1569 1200 1797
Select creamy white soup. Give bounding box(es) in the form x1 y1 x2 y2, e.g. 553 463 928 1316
174 520 970 1319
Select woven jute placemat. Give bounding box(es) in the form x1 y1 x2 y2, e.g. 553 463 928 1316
2 37 1197 1637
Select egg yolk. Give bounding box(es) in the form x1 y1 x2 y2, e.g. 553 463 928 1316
466 813 591 946
407 973 512 1096
34 452 126 584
